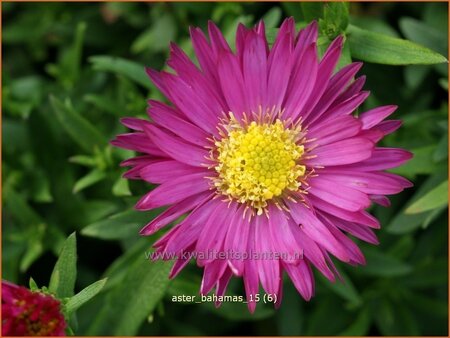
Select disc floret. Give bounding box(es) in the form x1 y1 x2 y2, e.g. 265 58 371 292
213 116 306 214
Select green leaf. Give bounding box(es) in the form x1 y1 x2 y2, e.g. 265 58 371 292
439 78 448 90
29 277 39 292
388 235 415 260
405 180 448 214
357 247 412 277
404 65 430 90
131 14 176 54
99 239 149 292
388 171 447 234
89 56 152 90
261 7 281 29
338 307 371 336
49 233 77 298
112 176 131 197
320 2 349 39
69 155 97 167
73 169 107 194
45 22 87 89
3 188 48 271
83 94 122 116
65 278 107 315
399 17 447 56
277 282 304 335
82 200 119 225
349 17 400 37
166 272 201 297
65 22 87 86
81 209 160 240
207 299 275 321
336 40 352 71
223 15 254 51
20 227 45 272
373 299 420 335
50 96 106 153
347 24 448 65
305 297 349 335
399 259 447 289
301 2 323 22
389 145 439 177
4 188 41 226
434 130 448 163
88 259 172 335
319 269 362 307
281 3 303 21
403 290 448 318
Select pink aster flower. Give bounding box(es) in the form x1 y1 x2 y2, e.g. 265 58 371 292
112 18 412 312
2 280 66 336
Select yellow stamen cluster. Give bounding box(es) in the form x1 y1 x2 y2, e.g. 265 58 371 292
213 118 305 214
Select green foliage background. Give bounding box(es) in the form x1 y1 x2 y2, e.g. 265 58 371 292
2 2 448 336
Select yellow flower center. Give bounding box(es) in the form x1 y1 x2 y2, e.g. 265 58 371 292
213 117 306 215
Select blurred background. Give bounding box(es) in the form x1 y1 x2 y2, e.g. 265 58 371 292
2 2 448 336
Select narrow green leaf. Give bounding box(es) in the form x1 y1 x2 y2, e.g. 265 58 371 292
73 169 107 194
399 17 447 56
403 290 448 318
81 209 160 240
82 200 119 225
336 40 352 71
301 3 323 22
112 176 131 197
433 127 448 162
4 189 47 272
281 3 303 21
338 307 371 336
88 259 172 335
65 278 107 315
320 2 349 39
66 22 87 85
223 15 254 51
405 180 448 214
422 205 447 229
20 232 44 272
347 24 448 65
49 233 77 298
265 27 277 46
389 145 439 176
261 7 281 29
89 56 152 90
373 299 420 335
305 297 349 335
99 239 149 292
50 96 106 153
388 235 415 260
399 259 447 288
277 283 304 335
131 14 176 54
319 269 362 307
29 277 39 292
4 188 41 226
208 300 275 321
357 247 412 277
167 273 201 297
388 171 447 234
349 17 400 37
404 65 430 90
69 155 97 167
83 94 121 116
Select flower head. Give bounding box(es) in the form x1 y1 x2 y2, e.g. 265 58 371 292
113 18 413 312
2 281 66 336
